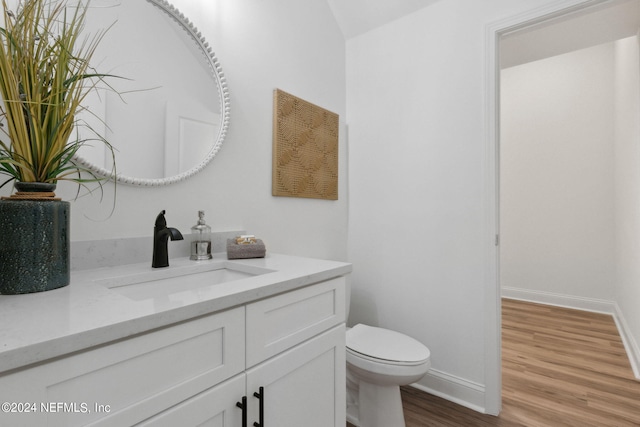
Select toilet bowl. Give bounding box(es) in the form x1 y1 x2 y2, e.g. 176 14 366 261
345 324 431 427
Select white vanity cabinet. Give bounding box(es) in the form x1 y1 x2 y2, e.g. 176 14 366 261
0 306 246 427
243 277 346 427
144 325 345 427
0 274 346 427
147 276 347 427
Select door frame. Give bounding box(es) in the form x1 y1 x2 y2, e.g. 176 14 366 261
483 0 610 415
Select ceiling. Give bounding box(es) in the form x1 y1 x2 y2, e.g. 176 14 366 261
326 0 443 39
327 0 640 68
500 0 640 68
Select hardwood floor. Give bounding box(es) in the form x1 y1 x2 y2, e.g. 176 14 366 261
348 299 640 426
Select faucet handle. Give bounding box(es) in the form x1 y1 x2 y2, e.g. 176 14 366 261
155 210 167 229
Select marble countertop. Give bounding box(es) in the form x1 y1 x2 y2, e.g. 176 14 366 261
0 253 351 373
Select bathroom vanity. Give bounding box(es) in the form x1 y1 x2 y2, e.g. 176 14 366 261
0 254 351 426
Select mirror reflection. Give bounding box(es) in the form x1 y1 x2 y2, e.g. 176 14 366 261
75 0 229 186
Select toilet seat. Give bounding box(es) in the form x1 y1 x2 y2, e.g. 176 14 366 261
346 324 430 366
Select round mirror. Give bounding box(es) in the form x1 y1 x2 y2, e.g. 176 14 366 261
74 0 230 186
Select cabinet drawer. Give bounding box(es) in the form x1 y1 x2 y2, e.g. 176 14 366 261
0 307 245 427
246 276 345 367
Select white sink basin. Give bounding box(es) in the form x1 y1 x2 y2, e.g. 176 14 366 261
94 262 272 301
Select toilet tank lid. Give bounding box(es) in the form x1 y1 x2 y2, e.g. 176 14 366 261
346 324 430 363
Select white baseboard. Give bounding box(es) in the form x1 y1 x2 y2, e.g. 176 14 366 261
346 413 359 426
412 368 487 414
502 287 640 380
613 303 640 379
501 286 615 314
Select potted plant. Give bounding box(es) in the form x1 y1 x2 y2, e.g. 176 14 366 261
0 0 115 294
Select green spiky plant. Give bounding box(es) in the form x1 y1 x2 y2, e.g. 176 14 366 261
0 0 115 190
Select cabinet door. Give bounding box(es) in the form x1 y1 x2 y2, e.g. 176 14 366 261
246 325 345 427
137 374 245 427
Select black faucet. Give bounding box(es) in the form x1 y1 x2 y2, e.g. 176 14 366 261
152 210 184 268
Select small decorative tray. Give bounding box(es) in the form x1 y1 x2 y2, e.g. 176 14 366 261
226 236 266 259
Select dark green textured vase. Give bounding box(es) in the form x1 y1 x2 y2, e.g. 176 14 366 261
0 185 70 294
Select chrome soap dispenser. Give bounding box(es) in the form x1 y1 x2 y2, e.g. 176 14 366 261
190 210 212 260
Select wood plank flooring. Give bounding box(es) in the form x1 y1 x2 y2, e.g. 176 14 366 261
348 299 640 426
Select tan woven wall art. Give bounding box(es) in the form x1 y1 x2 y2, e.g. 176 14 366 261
272 89 339 200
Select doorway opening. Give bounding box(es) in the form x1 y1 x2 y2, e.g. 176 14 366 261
486 0 640 415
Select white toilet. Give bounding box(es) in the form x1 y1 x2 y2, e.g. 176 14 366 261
345 285 431 427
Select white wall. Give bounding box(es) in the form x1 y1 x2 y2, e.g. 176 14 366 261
613 36 640 372
500 43 617 302
346 0 570 413
0 0 349 262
